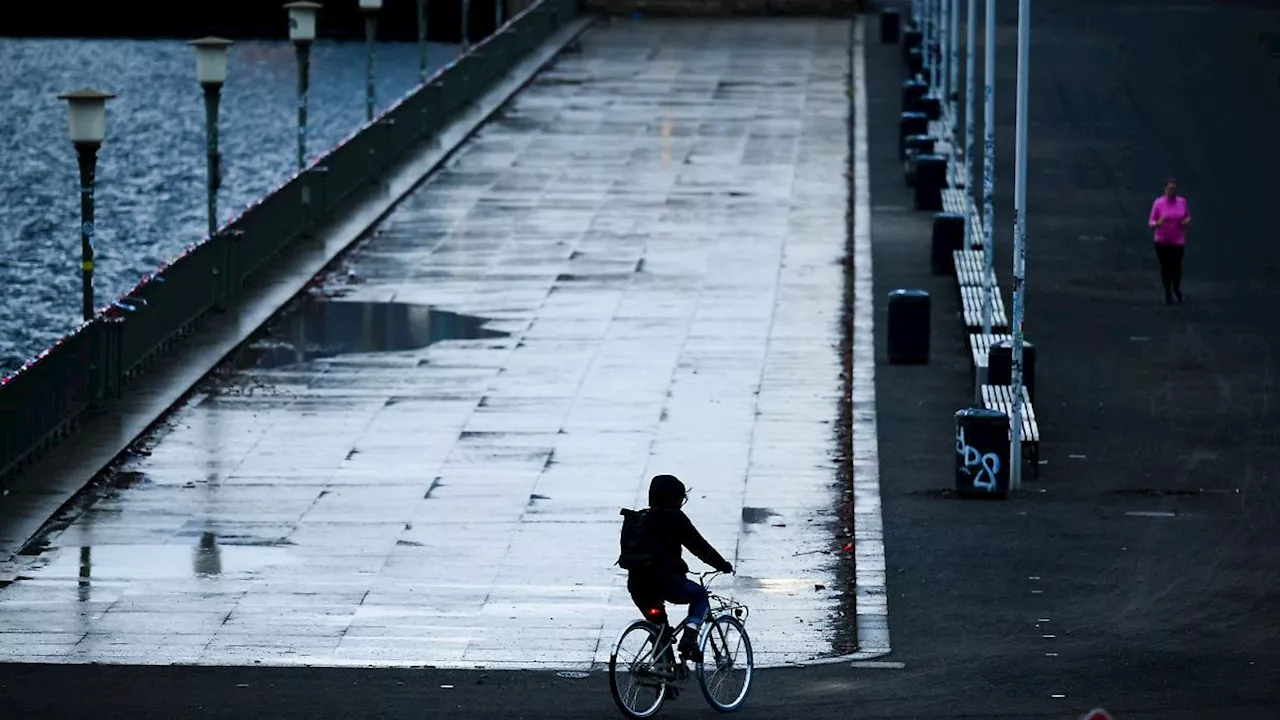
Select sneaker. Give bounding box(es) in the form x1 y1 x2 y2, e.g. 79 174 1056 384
657 624 676 651
678 624 702 663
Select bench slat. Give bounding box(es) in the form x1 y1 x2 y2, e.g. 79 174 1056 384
941 190 985 249
960 285 1008 329
979 384 1039 443
952 250 985 287
968 333 1012 368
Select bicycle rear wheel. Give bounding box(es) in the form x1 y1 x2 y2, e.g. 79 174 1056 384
695 614 753 712
608 620 668 718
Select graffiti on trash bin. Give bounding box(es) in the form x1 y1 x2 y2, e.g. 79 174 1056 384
956 425 1000 490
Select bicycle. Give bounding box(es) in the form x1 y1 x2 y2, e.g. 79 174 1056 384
607 571 754 717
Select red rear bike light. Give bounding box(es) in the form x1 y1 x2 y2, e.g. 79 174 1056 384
646 608 662 617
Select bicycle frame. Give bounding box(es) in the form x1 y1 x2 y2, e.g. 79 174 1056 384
628 572 749 670
700 571 750 624
641 572 750 670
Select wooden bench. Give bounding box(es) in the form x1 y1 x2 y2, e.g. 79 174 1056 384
952 250 985 287
980 383 1041 479
941 190 984 249
960 285 1008 330
941 188 965 215
927 121 956 155
968 210 985 250
947 158 966 189
968 332 1011 401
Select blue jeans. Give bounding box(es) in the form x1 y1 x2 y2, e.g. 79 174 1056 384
628 573 710 626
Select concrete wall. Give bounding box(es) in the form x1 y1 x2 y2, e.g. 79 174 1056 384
580 0 874 16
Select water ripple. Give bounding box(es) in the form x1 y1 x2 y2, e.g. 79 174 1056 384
0 36 460 375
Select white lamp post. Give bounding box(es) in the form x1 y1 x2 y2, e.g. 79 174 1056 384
285 1 322 170
189 37 233 237
1009 0 1031 492
57 89 115 322
360 0 382 122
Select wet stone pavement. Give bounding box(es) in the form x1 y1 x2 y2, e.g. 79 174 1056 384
0 18 853 670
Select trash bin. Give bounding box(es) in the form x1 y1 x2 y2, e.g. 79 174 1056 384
931 212 965 276
988 338 1037 401
914 154 946 211
918 95 942 120
880 9 900 44
903 135 935 187
902 29 923 65
906 46 924 75
887 289 930 364
902 77 929 113
955 407 1011 497
899 112 928 160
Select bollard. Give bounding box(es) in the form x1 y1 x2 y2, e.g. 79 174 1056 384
880 9 900 44
914 154 947 211
907 46 924 75
902 77 929 113
887 289 930 364
988 339 1037 401
918 95 942 121
955 407 1011 498
903 134 936 187
931 212 965 275
902 29 922 65
905 134 936 157
899 111 928 160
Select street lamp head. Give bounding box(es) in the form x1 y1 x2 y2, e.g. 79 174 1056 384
284 1 323 42
57 89 115 145
359 0 383 10
188 37 234 86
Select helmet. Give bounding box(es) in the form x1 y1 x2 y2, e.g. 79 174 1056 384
648 474 688 509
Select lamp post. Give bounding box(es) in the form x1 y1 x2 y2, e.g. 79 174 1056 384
189 37 233 238
284 1 321 170
461 0 470 51
359 0 381 122
1009 0 1031 492
963 0 975 251
495 0 503 30
980 0 996 336
948 0 959 132
417 0 429 81
58 89 115 322
939 0 949 107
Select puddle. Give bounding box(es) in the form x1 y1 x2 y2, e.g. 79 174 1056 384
235 301 507 370
741 507 780 524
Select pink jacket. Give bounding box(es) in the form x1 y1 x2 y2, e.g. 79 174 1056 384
1149 195 1190 246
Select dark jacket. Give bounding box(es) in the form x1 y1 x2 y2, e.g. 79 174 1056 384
632 474 732 579
636 506 733 578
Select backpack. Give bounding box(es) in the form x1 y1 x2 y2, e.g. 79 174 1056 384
617 508 658 570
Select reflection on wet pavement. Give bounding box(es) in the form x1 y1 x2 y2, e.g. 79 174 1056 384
238 301 508 370
0 18 852 669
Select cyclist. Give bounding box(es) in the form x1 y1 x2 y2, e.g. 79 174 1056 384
622 474 734 663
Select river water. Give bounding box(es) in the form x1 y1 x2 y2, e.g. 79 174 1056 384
0 37 461 376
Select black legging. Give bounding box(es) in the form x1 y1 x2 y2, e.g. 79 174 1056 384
1154 243 1184 298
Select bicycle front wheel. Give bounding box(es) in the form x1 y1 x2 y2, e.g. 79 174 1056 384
695 614 753 712
608 620 668 718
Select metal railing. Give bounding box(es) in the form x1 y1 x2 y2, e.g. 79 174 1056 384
0 0 578 483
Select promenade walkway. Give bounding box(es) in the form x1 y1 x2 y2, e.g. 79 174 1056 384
0 17 855 670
